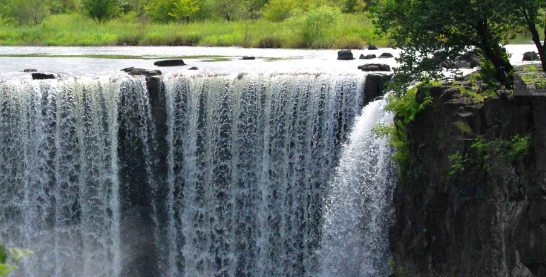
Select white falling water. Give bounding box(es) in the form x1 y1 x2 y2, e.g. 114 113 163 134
0 72 395 277
161 73 365 277
0 77 122 277
319 97 396 277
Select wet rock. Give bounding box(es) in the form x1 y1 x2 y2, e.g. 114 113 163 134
154 59 186 67
31 73 55 80
360 54 376 60
364 73 392 103
368 44 378 50
358 63 391 71
337 49 354 60
523 52 539 61
444 50 481 69
22 69 37 72
122 67 162 77
378 52 394 58
242 56 256 60
188 66 199 70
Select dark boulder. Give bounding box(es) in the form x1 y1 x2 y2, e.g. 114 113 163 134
368 44 378 50
154 59 186 67
378 52 394 58
188 66 199 70
523 52 539 61
358 63 391 71
337 49 354 60
23 69 37 72
122 67 162 77
242 56 256 60
444 50 481 69
359 54 376 60
31 73 56 80
364 73 392 103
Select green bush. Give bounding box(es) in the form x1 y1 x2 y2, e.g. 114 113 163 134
285 6 341 48
372 86 432 173
262 0 297 22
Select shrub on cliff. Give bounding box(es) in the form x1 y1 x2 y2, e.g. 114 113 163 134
370 0 545 90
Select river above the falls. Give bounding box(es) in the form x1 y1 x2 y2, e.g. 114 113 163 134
0 44 539 78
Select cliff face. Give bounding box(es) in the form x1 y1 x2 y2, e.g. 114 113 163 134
389 85 546 277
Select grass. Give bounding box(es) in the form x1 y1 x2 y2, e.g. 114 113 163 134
0 12 388 49
522 65 541 72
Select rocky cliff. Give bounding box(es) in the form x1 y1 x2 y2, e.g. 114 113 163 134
388 82 546 276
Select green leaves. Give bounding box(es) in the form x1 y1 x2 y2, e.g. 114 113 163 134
82 0 120 22
9 248 34 262
0 243 33 276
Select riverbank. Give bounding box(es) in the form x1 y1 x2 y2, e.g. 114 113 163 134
0 13 387 49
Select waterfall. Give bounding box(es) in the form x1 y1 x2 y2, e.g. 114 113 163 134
319 97 396 277
0 72 394 277
0 77 122 277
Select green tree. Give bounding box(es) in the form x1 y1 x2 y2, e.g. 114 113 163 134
168 0 199 22
48 0 76 14
212 0 244 21
82 0 120 22
371 0 519 89
244 0 268 19
262 0 297 22
510 0 546 72
0 0 49 25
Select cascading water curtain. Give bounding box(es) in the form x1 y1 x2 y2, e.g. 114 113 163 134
319 98 397 277
0 77 123 277
0 72 372 277
160 73 365 277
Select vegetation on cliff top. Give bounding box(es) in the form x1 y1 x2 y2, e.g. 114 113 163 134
370 0 545 89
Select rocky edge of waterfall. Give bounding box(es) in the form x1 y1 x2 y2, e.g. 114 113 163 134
388 66 546 277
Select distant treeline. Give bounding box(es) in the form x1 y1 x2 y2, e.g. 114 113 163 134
0 0 379 25
0 0 389 48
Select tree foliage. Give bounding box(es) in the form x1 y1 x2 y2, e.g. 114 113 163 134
371 0 523 91
81 0 120 22
0 0 49 25
510 0 546 72
262 0 298 22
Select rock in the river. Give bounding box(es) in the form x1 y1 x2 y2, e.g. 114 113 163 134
364 73 392 103
360 54 376 60
444 50 481 69
31 73 56 80
154 59 186 67
358 63 391 71
337 49 354 60
242 56 256 60
523 51 539 61
378 52 394 58
122 67 162 77
188 66 199 70
23 69 37 72
368 44 378 50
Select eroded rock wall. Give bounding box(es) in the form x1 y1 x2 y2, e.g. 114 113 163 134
389 86 546 277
